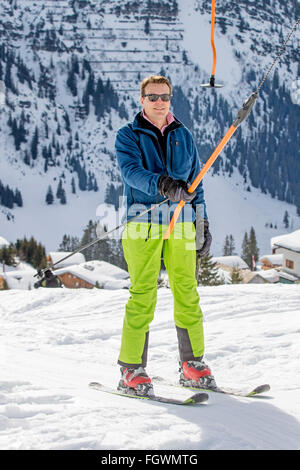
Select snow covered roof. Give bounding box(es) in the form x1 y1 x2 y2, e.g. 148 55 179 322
278 271 299 282
1 262 35 274
1 264 17 273
259 254 283 265
3 270 36 290
0 236 10 248
241 271 267 284
55 260 130 290
258 269 280 283
212 256 249 270
271 230 300 253
48 252 86 268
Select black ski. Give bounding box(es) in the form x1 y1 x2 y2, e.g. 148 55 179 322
89 382 209 406
152 377 270 398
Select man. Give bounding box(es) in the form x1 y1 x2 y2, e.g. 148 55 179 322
34 268 63 288
115 75 215 396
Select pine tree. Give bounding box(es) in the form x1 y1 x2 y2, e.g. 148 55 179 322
55 142 60 156
78 221 126 270
78 166 87 191
12 237 46 269
228 235 236 255
231 266 243 284
118 102 128 120
87 172 94 191
80 220 99 261
182 50 188 65
71 177 76 194
23 150 30 166
32 243 47 270
0 180 23 209
2 184 14 209
241 232 251 268
144 17 150 34
67 135 72 151
56 179 63 200
0 245 15 265
242 228 259 270
283 210 289 228
86 71 95 96
5 57 17 94
105 183 123 210
104 78 118 111
63 111 71 132
59 234 71 251
14 189 23 207
223 235 230 256
196 255 221 286
249 227 259 268
60 188 67 204
71 54 80 75
172 85 192 128
45 185 54 205
93 77 105 119
58 235 80 252
223 234 236 256
67 70 77 96
93 179 98 192
82 87 90 115
10 117 26 151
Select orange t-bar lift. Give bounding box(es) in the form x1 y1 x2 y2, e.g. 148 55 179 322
201 0 223 88
164 15 300 240
163 92 257 240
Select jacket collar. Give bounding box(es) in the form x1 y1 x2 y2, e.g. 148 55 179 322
132 111 182 134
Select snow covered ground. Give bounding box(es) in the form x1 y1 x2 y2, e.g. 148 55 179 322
0 284 300 450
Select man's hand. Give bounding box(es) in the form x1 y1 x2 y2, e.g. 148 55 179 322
195 219 212 257
158 175 196 203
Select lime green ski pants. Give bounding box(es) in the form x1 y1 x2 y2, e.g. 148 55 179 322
118 222 205 368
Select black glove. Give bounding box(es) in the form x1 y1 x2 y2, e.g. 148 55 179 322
158 175 196 203
195 219 212 257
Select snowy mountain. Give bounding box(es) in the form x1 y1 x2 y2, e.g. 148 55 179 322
1 284 300 449
0 0 299 256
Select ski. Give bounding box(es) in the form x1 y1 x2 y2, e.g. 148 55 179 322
89 382 209 406
152 377 270 398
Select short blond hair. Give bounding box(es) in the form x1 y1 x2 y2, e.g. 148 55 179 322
140 75 172 97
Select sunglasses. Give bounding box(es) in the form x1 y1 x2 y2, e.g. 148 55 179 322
143 93 172 102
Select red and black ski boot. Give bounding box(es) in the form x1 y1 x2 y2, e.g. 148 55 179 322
118 367 154 397
179 360 217 389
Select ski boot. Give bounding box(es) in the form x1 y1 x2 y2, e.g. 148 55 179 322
179 360 217 390
118 366 154 397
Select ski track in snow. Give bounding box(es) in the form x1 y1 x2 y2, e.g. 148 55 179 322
0 285 300 450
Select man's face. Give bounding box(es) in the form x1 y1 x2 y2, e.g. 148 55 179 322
140 82 171 123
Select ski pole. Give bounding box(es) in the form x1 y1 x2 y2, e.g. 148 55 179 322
164 16 300 240
36 197 170 276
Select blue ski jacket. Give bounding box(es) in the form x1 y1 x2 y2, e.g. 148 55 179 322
115 112 208 225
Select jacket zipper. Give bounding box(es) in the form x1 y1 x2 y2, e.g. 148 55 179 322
170 137 173 173
157 139 167 173
137 128 167 172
